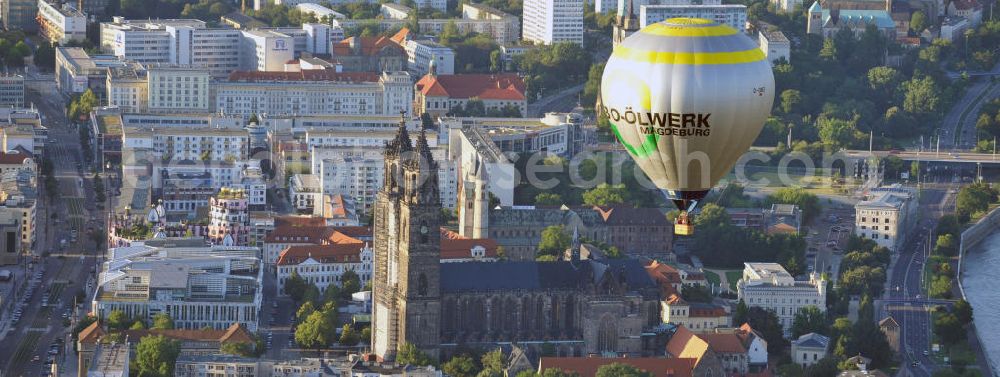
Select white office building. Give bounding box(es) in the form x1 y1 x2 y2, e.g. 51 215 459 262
640 4 748 31
0 75 24 108
523 0 585 45
758 28 791 65
93 240 263 332
216 71 412 116
295 3 346 20
37 0 87 44
147 66 211 113
276 242 373 296
404 39 456 76
737 263 827 335
854 186 917 252
100 18 329 76
240 30 295 72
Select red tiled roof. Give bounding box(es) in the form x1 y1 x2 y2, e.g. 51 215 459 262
538 357 696 377
415 73 526 101
123 323 252 343
666 326 709 362
645 260 682 285
332 36 404 56
333 226 373 238
265 225 331 243
227 70 380 83
276 243 366 265
390 27 411 45
274 215 327 228
699 333 747 354
439 228 498 260
689 304 727 318
78 320 105 343
0 152 30 164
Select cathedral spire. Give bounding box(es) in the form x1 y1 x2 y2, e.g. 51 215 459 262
414 119 435 166
385 111 412 158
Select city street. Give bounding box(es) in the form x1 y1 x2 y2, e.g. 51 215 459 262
0 74 102 377
883 186 955 377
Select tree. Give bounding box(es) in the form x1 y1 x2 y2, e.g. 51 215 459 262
135 335 181 377
33 42 56 70
954 299 973 325
340 269 362 299
442 354 479 377
935 234 958 256
744 307 788 353
220 341 255 357
151 313 174 330
867 66 901 106
297 301 316 320
107 309 130 330
956 183 997 218
910 11 927 33
806 357 840 377
285 271 308 301
767 187 821 222
130 321 146 330
537 225 570 258
817 116 862 150
582 183 628 206
733 300 749 326
396 342 434 366
902 76 942 115
595 363 651 377
781 89 803 114
481 349 505 375
339 324 360 346
792 306 828 338
295 309 336 350
934 313 965 344
535 192 563 206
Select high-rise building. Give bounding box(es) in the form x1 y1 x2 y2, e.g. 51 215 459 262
216 71 413 116
1 0 38 31
522 0 585 45
0 75 24 108
37 0 87 44
640 3 748 31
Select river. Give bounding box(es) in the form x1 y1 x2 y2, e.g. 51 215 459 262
961 231 1000 370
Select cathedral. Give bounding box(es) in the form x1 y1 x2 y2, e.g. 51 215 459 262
371 120 664 361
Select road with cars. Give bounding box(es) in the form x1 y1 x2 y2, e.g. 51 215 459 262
0 72 103 377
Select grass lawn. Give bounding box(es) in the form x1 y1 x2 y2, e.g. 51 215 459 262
725 270 742 292
704 270 721 287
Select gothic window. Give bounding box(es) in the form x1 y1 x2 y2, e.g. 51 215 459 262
418 273 428 296
596 314 618 352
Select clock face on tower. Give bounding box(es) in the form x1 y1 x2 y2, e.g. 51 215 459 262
420 225 428 234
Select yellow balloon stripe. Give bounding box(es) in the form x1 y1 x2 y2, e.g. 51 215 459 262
612 46 766 65
641 22 737 37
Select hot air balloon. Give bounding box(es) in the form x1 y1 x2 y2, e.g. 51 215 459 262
600 18 775 235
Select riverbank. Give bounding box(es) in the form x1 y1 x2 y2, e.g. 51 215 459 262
957 207 1000 376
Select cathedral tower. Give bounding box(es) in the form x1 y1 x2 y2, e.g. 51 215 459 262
372 116 443 362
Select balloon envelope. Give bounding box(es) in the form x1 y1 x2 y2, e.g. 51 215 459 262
600 18 775 205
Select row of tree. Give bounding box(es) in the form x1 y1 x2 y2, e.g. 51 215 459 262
690 203 807 274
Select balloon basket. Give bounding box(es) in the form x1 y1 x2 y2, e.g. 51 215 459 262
674 222 694 236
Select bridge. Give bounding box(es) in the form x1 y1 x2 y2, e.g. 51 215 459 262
841 150 1000 164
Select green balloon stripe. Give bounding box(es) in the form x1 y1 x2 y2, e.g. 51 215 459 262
610 121 659 158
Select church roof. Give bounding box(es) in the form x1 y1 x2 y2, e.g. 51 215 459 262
809 1 822 12
440 259 655 293
823 9 895 29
